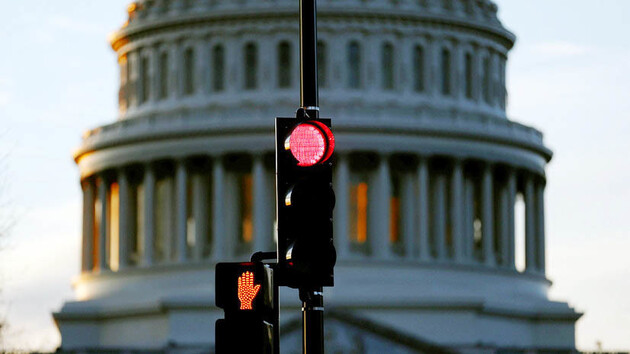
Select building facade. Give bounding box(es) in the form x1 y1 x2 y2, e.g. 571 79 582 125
54 0 581 352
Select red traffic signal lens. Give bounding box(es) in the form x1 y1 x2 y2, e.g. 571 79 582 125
287 121 335 167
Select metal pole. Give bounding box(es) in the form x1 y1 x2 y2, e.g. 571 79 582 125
300 288 324 354
299 4 324 353
300 0 319 119
299 1 324 353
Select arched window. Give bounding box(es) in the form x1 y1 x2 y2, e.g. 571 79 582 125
441 48 452 96
465 52 473 99
382 43 394 90
139 56 150 104
413 45 425 92
483 56 491 103
277 41 292 88
212 44 225 92
244 42 258 90
183 47 195 96
317 41 327 88
158 52 169 99
347 41 361 89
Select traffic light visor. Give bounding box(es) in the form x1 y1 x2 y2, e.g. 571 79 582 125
286 121 335 167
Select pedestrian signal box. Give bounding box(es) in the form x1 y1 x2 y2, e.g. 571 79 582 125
215 262 278 354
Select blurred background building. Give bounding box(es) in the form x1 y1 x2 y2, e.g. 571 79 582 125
54 0 580 352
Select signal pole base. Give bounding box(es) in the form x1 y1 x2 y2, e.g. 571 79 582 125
300 287 324 354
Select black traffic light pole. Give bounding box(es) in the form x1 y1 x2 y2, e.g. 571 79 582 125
299 1 324 354
300 0 319 120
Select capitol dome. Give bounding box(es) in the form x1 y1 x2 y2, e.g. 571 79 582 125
54 0 580 352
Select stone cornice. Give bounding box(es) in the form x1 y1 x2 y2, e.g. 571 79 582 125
73 109 551 174
111 6 514 52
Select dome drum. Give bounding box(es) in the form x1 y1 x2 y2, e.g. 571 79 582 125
112 0 513 123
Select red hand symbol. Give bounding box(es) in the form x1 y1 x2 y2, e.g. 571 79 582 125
237 271 261 310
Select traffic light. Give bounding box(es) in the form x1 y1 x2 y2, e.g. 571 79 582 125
275 116 336 289
215 262 278 354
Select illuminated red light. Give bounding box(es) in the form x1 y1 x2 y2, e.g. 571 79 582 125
288 121 335 167
237 271 260 310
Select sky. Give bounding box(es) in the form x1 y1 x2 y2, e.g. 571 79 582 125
0 0 629 352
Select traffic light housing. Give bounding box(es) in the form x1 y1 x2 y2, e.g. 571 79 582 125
276 116 336 289
215 262 278 354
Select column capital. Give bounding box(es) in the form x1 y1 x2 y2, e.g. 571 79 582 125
483 160 497 170
81 175 96 189
451 157 465 167
377 151 393 160
97 170 111 182
250 151 269 159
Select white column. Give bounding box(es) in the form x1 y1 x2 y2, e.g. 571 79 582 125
193 172 210 261
525 175 537 273
143 165 156 266
536 180 546 274
127 50 139 108
173 40 183 99
464 176 475 262
369 154 391 259
146 46 157 103
98 176 108 272
451 160 464 262
506 171 517 269
453 41 464 102
163 176 175 262
118 169 130 270
474 47 484 104
499 56 507 110
253 154 270 252
401 173 415 260
82 179 95 272
334 154 350 259
151 45 161 102
364 33 376 92
401 40 413 95
226 38 239 94
259 37 273 92
482 165 495 267
490 50 500 108
417 157 430 261
196 38 209 96
176 161 188 262
498 174 510 268
329 37 344 91
211 156 226 260
434 172 447 261
428 36 440 99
